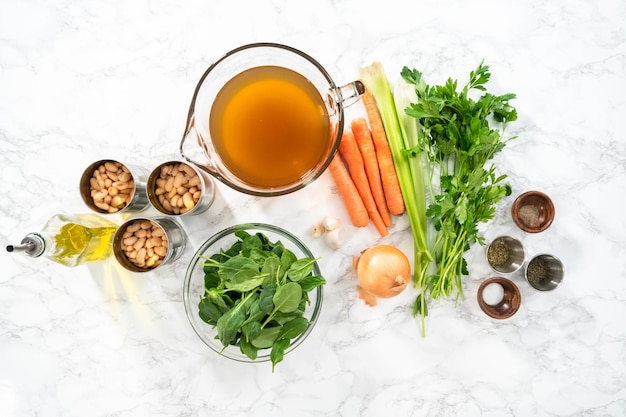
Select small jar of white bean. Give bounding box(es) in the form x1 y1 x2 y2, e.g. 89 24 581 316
147 161 215 216
80 159 150 214
112 217 186 272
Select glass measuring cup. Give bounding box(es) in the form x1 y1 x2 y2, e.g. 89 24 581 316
179 43 364 197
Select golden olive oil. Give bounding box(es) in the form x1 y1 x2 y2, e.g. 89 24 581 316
6 214 118 267
209 65 330 188
49 221 117 266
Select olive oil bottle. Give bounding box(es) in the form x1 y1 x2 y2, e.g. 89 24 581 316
6 214 118 267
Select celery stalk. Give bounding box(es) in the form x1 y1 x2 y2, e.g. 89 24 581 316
359 62 432 336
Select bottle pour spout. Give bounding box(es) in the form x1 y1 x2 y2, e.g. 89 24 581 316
6 233 45 258
6 242 33 252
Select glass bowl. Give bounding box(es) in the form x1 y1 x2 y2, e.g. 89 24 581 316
183 223 324 364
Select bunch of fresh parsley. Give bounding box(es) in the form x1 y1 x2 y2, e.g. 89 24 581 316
400 61 517 322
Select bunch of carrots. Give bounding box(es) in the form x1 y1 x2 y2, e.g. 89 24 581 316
328 89 405 237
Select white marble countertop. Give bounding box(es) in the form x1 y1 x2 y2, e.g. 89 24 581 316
1 0 625 416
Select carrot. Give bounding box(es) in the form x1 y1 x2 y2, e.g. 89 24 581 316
350 117 392 227
338 131 388 237
328 153 369 228
360 88 406 216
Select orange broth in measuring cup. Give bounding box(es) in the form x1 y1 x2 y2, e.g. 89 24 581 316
209 65 330 188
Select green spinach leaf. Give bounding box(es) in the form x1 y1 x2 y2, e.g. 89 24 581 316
261 255 281 286
241 234 263 257
216 292 255 346
203 270 220 289
279 249 297 279
270 338 290 372
239 335 258 360
258 284 277 314
278 316 309 340
252 326 282 349
242 320 262 341
244 299 266 325
221 256 264 292
273 282 302 313
207 288 229 313
287 258 317 281
198 297 222 325
249 247 270 267
297 276 326 292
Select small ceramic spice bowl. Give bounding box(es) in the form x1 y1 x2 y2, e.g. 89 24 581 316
511 190 555 233
485 236 525 274
80 159 150 214
477 276 522 319
112 217 186 272
525 253 564 291
147 160 216 216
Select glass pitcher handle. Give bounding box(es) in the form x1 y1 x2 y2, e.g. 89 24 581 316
338 80 365 108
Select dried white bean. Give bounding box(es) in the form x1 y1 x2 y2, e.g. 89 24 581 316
118 171 131 182
105 171 119 181
188 175 201 187
95 201 109 211
126 222 141 233
104 161 118 172
133 238 146 251
183 192 195 210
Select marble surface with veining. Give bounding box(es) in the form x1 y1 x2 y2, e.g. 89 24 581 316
1 0 625 416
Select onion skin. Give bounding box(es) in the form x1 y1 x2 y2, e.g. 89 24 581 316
356 245 411 306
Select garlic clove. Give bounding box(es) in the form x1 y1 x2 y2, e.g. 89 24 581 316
312 223 326 238
324 227 341 250
322 216 341 231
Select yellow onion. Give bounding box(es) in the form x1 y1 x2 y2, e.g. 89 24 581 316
356 245 411 306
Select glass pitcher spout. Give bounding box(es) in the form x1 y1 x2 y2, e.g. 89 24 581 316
179 114 220 181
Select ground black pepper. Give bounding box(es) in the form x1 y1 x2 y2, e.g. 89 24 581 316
527 257 549 286
487 240 510 267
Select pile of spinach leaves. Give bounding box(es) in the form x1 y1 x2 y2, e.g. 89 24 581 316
198 229 325 371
